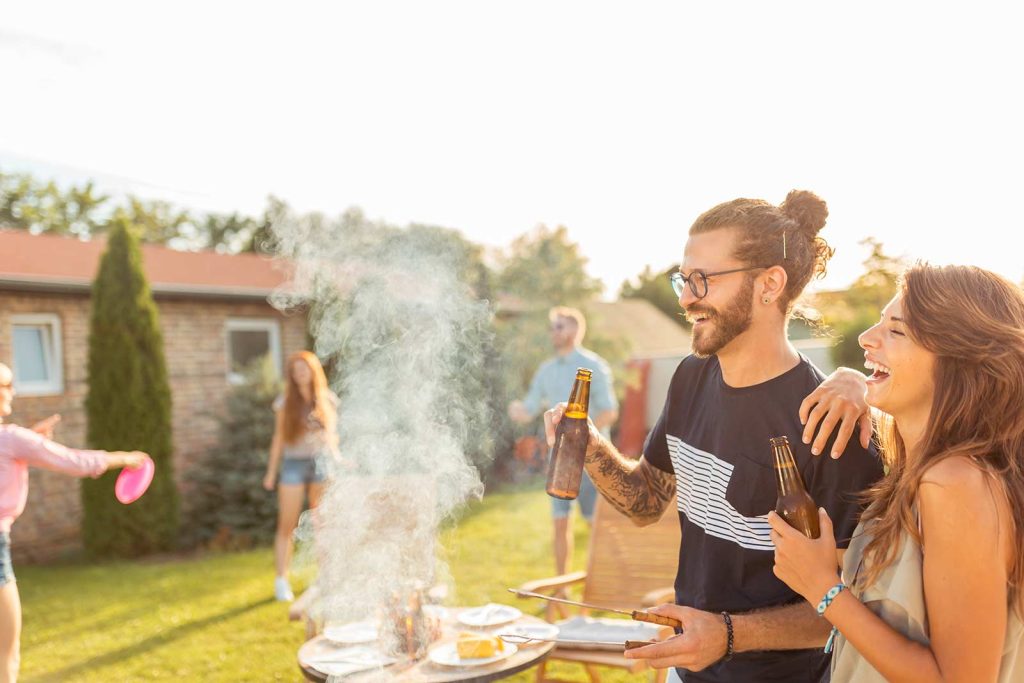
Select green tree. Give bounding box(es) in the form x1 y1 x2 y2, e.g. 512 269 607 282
120 196 194 245
198 211 257 252
496 225 603 306
241 195 290 254
620 263 688 329
823 238 907 369
183 357 279 548
0 170 109 237
82 215 179 556
494 225 608 393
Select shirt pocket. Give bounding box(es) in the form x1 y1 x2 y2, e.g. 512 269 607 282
724 453 777 518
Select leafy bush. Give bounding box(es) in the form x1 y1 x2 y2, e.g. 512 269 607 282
182 357 280 549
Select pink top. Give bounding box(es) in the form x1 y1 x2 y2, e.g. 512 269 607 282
0 424 108 533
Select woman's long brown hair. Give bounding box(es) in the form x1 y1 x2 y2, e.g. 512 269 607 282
859 264 1024 616
281 351 336 445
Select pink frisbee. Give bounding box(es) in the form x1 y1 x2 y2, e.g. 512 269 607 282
115 456 155 504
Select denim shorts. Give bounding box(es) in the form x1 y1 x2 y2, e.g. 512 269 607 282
279 457 327 486
550 471 597 521
0 532 15 587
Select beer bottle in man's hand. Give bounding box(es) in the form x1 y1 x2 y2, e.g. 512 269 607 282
770 436 820 538
546 368 593 500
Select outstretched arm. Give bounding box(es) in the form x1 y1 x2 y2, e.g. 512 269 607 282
9 425 144 477
544 403 674 526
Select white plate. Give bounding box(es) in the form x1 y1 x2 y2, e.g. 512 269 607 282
456 603 523 627
499 622 559 645
305 645 396 677
428 641 518 667
322 619 378 645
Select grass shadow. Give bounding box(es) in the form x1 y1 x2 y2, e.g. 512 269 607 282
22 596 276 682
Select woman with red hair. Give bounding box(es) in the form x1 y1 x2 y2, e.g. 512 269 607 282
263 351 340 602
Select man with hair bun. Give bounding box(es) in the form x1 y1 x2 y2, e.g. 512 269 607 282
545 190 884 682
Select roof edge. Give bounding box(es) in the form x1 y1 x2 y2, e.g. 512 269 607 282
0 275 278 301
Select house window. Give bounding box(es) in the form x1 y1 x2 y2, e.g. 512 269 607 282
225 318 281 384
10 314 64 396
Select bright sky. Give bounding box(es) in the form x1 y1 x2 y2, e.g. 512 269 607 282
2 2 1022 298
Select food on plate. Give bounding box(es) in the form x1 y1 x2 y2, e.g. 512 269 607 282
456 632 505 659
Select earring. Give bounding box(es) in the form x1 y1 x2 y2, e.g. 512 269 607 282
763 297 771 304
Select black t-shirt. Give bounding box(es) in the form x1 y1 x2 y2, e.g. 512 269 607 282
644 354 884 683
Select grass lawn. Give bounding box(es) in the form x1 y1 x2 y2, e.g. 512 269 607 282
18 481 656 682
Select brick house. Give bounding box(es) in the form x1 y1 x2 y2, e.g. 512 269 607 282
0 230 308 562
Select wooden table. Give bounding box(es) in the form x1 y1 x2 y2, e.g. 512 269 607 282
298 609 555 682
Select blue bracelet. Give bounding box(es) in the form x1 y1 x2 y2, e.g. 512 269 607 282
816 582 846 615
816 582 846 653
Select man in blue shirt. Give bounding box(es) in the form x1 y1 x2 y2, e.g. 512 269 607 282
509 306 618 576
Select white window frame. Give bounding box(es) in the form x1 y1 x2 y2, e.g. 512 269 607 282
225 318 282 385
10 313 65 396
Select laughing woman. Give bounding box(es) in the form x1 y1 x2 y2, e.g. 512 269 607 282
0 362 146 683
769 264 1023 682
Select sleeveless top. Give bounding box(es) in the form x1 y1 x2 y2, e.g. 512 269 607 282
832 517 1024 682
272 391 339 460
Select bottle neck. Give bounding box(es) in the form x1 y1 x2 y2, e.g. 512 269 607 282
773 445 806 495
566 379 591 418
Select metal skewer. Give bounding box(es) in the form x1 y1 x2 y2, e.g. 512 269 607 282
508 588 682 629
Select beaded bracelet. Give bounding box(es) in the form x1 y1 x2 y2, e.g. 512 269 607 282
816 582 846 615
816 582 846 653
720 611 734 661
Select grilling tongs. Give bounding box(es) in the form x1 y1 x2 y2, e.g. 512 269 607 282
498 633 656 651
508 588 682 629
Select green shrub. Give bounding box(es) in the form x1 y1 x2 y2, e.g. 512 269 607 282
82 216 179 556
183 357 280 549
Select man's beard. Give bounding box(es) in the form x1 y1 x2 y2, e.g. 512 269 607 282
689 276 755 358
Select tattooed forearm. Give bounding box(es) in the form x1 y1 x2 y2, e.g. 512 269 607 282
584 439 675 526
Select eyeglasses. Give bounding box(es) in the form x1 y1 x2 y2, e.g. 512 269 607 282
669 266 768 300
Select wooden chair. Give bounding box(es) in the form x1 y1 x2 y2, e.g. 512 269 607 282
516 495 681 683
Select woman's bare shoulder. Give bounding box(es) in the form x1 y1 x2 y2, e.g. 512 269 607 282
920 455 987 490
919 455 1009 532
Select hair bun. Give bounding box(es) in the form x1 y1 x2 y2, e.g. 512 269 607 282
781 190 828 235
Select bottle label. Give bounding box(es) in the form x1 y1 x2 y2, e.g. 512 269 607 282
564 410 587 419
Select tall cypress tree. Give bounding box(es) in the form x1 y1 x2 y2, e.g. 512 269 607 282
83 215 179 556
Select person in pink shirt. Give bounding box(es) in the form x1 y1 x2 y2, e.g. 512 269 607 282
0 362 146 683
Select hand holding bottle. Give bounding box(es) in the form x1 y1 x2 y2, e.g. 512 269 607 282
542 368 596 500
768 508 839 604
543 402 604 457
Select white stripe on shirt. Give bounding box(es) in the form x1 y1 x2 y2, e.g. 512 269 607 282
667 434 774 551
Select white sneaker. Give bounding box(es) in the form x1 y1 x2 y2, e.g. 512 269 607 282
274 576 294 602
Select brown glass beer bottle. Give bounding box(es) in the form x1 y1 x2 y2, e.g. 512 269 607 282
545 368 593 500
770 436 820 539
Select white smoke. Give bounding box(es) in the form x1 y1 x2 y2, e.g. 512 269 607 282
269 207 496 674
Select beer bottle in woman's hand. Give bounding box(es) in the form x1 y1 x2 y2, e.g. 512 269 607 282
770 436 820 538
546 368 592 500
